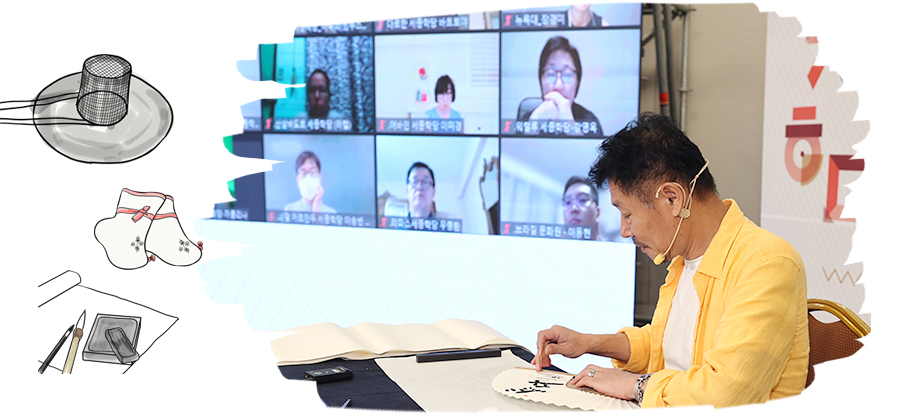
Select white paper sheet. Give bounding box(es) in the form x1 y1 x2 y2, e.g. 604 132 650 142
375 350 574 412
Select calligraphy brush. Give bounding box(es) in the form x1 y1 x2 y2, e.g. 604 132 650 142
62 310 86 374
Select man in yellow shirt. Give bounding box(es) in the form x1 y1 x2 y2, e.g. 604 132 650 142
534 113 809 408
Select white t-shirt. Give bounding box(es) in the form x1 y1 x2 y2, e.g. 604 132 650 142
662 255 703 371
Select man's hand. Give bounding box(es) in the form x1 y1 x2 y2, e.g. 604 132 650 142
532 325 588 371
569 365 639 401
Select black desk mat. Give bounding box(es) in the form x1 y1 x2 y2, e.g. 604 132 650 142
278 347 567 410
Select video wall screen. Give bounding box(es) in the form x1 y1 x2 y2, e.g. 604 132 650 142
218 2 642 242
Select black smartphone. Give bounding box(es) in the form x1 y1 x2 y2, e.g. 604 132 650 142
105 327 140 364
304 366 352 383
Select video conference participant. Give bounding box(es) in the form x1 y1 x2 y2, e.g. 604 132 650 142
562 176 602 240
405 162 445 219
568 4 606 28
533 113 809 407
524 36 602 135
305 69 348 119
284 150 337 214
426 75 461 120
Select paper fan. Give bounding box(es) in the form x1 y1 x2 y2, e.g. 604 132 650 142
492 368 639 411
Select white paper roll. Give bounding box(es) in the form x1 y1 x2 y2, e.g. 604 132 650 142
38 271 81 308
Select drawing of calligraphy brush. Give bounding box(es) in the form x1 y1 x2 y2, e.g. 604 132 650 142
39 325 73 374
62 310 86 374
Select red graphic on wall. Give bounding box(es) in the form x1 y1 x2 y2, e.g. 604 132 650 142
824 155 864 222
784 107 823 185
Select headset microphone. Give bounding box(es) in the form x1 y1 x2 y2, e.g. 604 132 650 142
651 160 709 265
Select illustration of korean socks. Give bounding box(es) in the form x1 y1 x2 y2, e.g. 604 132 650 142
144 195 203 266
94 188 166 270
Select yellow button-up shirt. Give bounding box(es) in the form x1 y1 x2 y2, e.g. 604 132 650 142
612 200 809 407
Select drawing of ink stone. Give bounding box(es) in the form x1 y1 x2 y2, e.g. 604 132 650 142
76 55 132 126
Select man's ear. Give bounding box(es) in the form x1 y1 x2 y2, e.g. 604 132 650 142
655 183 686 218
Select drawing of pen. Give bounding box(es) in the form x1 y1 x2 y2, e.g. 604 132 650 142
39 325 73 374
62 310 86 374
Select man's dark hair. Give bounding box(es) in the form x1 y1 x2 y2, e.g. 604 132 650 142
295 150 321 173
407 162 435 188
563 176 598 204
434 75 455 102
538 36 583 95
588 112 717 205
308 69 330 93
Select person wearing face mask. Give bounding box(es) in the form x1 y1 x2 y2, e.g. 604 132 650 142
425 75 462 120
561 176 602 240
524 36 602 135
532 113 808 408
284 150 337 214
